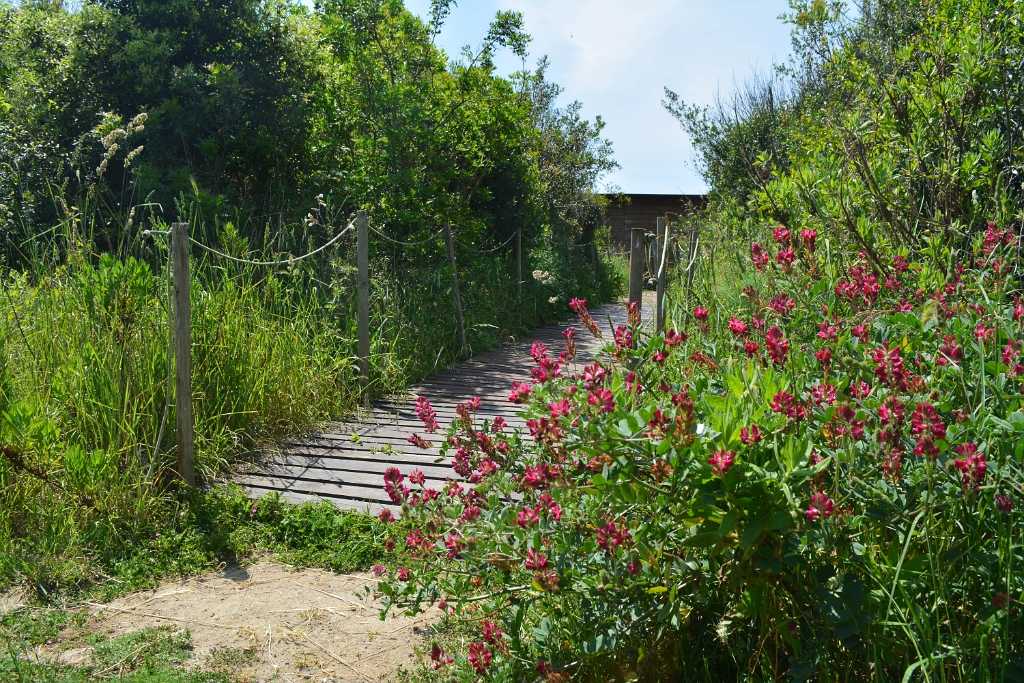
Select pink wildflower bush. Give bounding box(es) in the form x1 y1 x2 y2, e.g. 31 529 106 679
376 226 1024 680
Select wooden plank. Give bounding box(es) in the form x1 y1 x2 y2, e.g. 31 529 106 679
254 461 455 484
262 455 454 479
237 484 394 516
234 473 395 504
279 443 449 465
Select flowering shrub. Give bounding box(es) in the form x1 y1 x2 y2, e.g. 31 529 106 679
376 222 1023 680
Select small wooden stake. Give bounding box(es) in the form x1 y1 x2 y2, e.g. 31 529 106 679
685 222 699 304
656 216 671 333
628 225 644 315
170 222 195 486
356 211 371 403
444 223 467 355
515 225 523 303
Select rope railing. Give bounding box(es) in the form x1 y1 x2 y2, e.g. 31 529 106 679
368 223 446 247
187 219 356 267
160 208 649 485
455 231 517 254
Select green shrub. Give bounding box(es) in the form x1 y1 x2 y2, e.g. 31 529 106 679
379 227 1024 680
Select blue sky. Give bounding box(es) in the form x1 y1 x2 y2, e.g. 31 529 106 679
403 1 795 194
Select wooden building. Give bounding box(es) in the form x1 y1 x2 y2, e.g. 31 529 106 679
599 193 706 248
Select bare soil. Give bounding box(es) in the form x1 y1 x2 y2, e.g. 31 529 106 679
46 561 435 682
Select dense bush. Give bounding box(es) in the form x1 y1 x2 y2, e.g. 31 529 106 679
378 222 1024 680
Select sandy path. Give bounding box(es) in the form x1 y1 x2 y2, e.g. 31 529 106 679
74 561 433 682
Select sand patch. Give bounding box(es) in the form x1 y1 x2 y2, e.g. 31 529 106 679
63 561 433 682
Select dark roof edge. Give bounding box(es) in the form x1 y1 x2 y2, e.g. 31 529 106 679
597 193 707 200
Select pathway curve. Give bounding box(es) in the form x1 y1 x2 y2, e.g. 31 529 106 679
234 299 645 514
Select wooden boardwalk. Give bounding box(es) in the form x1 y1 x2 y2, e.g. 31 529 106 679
233 300 638 514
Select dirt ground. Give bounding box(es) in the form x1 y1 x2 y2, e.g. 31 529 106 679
47 561 435 682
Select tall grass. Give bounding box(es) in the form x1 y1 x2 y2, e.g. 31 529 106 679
0 210 623 595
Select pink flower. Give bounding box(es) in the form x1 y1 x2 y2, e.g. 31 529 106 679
568 297 588 314
817 321 839 341
525 548 548 570
517 506 540 528
665 329 687 346
810 383 836 406
850 380 872 400
910 402 946 458
815 347 832 367
408 469 426 486
613 324 633 351
805 491 834 522
530 340 549 363
996 494 1014 513
414 396 439 433
548 399 572 419
740 425 762 445
396 567 411 581
562 326 577 361
953 442 987 489
444 532 463 559
468 642 492 674
693 306 709 321
587 387 615 413
430 644 454 669
728 317 749 337
769 295 796 316
481 620 504 644
751 242 770 270
595 521 632 553
406 433 430 449
508 382 532 403
776 246 796 266
652 349 668 363
372 563 387 576
628 301 642 327
378 509 394 523
708 449 735 475
765 326 789 366
773 225 791 244
770 391 806 421
800 229 817 251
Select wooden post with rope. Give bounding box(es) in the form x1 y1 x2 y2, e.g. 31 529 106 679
170 221 195 486
356 211 371 404
444 223 468 355
628 225 644 316
655 216 671 333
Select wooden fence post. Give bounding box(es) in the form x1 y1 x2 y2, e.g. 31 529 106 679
515 225 523 303
655 216 671 333
356 211 371 404
444 223 467 355
685 222 699 304
170 222 195 486
628 226 644 314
